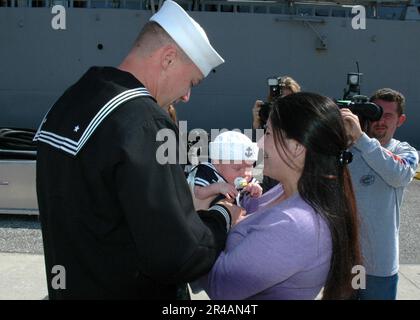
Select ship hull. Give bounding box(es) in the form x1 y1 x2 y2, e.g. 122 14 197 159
1 7 419 147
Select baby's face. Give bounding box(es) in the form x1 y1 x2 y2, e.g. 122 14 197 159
215 161 254 185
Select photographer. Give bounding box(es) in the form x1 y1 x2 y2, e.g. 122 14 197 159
252 76 301 192
341 88 419 300
252 76 301 130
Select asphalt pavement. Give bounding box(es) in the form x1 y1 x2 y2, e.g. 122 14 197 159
0 175 419 300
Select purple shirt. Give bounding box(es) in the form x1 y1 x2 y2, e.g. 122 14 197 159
203 184 332 300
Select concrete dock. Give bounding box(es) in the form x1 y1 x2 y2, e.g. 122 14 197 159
0 171 419 300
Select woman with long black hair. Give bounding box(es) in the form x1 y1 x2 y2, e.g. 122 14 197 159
202 92 362 300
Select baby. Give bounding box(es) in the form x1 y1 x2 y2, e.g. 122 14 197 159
187 131 262 210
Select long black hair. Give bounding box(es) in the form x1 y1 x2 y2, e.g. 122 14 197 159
269 92 362 299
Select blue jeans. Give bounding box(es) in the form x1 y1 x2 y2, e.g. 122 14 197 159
357 273 398 300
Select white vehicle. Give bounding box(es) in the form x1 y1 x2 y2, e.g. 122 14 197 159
0 128 38 215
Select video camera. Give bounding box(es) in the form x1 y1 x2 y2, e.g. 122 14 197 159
335 72 383 130
259 77 282 126
336 96 383 123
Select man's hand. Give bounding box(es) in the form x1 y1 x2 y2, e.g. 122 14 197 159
244 182 263 198
216 200 246 226
341 108 363 146
218 182 239 200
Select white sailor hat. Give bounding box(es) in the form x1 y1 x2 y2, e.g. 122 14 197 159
150 0 225 77
209 131 259 162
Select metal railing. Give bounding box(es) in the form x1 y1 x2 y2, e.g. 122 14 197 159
0 0 412 20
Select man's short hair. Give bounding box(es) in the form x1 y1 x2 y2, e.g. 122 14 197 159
370 88 405 116
134 21 189 61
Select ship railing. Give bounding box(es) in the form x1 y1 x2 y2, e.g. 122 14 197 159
0 0 412 21
1 0 149 9
195 0 355 16
192 0 409 19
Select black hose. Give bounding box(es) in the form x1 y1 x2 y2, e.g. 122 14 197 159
0 128 37 151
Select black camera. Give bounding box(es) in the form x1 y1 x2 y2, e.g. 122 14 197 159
259 77 282 126
336 70 383 130
258 102 271 126
336 95 383 130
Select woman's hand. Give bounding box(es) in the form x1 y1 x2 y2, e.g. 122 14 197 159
218 182 239 200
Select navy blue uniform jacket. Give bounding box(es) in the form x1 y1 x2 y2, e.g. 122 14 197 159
35 67 228 299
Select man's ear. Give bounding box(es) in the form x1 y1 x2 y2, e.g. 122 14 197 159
397 114 406 128
161 45 178 70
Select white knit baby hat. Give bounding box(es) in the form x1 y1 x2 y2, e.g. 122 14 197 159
209 131 258 161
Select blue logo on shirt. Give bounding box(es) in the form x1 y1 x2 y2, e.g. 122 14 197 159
360 175 375 186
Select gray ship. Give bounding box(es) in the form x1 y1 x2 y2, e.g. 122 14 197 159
1 0 420 147
0 0 419 215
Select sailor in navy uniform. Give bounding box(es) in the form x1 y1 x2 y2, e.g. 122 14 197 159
34 1 243 299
